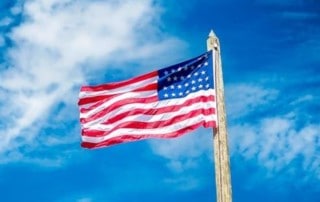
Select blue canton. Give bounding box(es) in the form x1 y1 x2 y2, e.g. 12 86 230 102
157 51 214 100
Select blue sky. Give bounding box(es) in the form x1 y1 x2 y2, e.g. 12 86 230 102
0 0 319 201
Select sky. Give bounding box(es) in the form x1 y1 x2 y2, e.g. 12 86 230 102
0 0 319 201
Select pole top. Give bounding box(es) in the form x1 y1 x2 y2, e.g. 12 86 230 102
208 29 216 38
207 29 219 51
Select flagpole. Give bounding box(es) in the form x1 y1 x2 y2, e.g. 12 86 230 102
207 30 232 202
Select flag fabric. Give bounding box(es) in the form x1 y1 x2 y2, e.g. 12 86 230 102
78 50 217 149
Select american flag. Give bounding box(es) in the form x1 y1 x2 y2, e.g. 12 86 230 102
78 50 217 149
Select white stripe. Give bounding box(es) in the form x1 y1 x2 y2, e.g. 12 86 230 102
83 100 216 129
80 89 216 119
80 90 157 118
79 76 158 98
82 114 215 143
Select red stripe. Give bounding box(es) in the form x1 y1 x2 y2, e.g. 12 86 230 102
78 94 117 106
79 98 109 114
80 95 159 114
82 108 215 137
81 120 216 149
81 94 215 124
78 83 157 105
80 71 158 92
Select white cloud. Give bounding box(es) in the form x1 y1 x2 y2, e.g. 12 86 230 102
77 197 92 202
0 0 185 158
148 128 213 190
0 17 13 26
225 84 278 119
55 194 95 202
164 176 200 191
10 3 23 16
229 116 320 179
281 11 319 20
224 83 320 184
290 94 314 105
149 129 213 170
149 130 212 161
0 148 71 168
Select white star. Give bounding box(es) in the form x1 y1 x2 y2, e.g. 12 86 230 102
173 76 178 81
167 77 171 82
164 70 169 75
178 67 182 71
205 76 209 81
199 84 203 89
187 74 191 78
194 72 199 76
206 84 210 88
164 93 169 97
198 78 203 82
171 69 175 73
197 64 202 68
177 85 182 89
186 90 190 94
192 86 196 91
179 92 183 96
184 83 189 87
184 66 188 71
204 62 208 66
180 76 185 80
163 86 168 90
171 93 176 97
191 80 196 84
201 70 206 75
170 85 175 89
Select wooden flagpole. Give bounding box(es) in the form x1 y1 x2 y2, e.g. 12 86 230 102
207 30 232 202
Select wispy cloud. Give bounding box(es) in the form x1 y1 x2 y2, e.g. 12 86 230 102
149 128 213 190
227 82 320 184
0 17 12 26
230 116 320 178
149 130 212 164
0 0 184 161
77 198 92 202
280 10 320 20
225 84 278 120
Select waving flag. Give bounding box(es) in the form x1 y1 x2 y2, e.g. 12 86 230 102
78 50 217 149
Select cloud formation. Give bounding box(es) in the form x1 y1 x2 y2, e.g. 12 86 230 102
0 0 184 157
149 128 213 190
228 84 320 183
225 84 278 119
